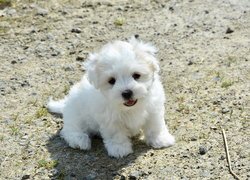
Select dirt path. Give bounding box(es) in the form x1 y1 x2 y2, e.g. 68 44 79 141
0 0 249 179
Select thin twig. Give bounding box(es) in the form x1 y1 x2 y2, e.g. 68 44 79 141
221 128 240 180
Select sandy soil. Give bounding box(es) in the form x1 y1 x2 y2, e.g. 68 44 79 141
0 0 249 179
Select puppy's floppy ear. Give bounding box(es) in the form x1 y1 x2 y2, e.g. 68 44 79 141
129 37 159 73
84 53 99 88
129 36 157 56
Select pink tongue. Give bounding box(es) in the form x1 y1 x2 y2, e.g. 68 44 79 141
127 100 134 105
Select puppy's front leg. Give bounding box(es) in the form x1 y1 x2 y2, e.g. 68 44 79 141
143 107 175 148
60 126 91 150
101 127 133 158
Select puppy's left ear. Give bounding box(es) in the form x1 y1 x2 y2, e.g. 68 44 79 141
84 53 100 88
129 37 159 72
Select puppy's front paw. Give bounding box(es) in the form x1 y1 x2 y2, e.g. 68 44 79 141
105 141 133 158
61 131 91 150
147 132 175 148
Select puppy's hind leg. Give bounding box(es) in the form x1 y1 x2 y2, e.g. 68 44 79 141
60 126 91 150
47 97 66 114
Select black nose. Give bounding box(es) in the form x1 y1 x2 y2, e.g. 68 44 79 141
122 89 133 100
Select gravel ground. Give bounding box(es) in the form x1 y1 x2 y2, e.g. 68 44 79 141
0 0 249 179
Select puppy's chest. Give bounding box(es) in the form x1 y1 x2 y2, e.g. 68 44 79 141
122 111 148 136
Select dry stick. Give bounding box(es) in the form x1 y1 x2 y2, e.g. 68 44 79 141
221 129 240 180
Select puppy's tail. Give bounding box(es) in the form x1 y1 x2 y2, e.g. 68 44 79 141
47 97 65 114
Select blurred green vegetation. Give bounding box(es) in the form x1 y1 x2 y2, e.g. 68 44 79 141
0 0 12 9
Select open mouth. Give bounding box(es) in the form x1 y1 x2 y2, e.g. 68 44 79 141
124 99 138 107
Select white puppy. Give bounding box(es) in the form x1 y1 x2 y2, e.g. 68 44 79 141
47 37 175 158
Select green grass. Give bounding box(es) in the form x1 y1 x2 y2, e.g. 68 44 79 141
0 0 12 9
35 107 48 118
63 84 70 94
114 17 125 26
227 56 237 66
199 132 209 139
177 103 190 114
28 98 38 106
25 116 33 125
38 159 58 169
57 169 66 180
221 80 233 88
10 125 20 135
9 113 20 135
176 95 185 103
215 71 221 79
0 27 9 34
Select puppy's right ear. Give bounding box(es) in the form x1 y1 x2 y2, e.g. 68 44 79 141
128 36 157 56
129 37 159 73
84 53 99 88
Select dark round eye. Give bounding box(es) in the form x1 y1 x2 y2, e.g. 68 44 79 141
108 77 116 85
132 73 141 80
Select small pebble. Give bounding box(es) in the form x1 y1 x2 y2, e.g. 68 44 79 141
6 8 17 16
213 99 221 105
187 61 193 65
36 8 49 16
120 175 126 180
190 137 197 141
219 155 225 160
210 126 217 130
11 60 17 64
199 146 207 155
48 169 58 177
221 107 230 114
169 7 174 11
225 27 234 34
84 172 97 180
71 28 82 33
76 56 84 61
201 170 210 177
64 65 74 71
134 34 139 39
128 175 137 180
21 174 30 180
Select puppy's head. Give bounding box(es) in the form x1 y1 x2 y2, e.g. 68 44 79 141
85 37 159 110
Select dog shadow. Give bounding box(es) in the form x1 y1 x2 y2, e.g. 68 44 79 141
46 129 150 179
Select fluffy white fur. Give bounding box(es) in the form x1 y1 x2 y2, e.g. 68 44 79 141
47 37 175 158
